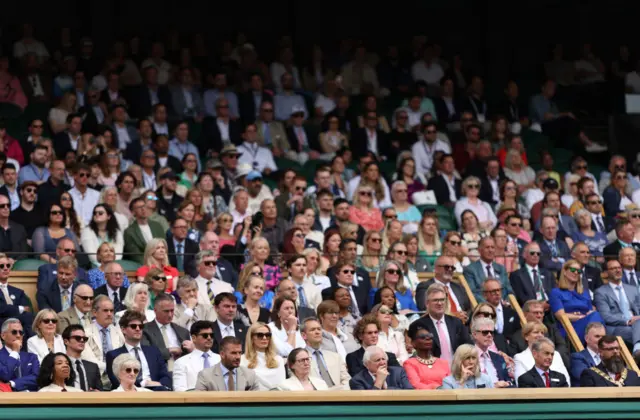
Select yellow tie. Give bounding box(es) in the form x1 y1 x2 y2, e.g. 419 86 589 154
0 284 13 305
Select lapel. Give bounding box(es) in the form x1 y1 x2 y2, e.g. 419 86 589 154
624 284 639 314
147 321 163 345
531 369 546 387
361 370 375 388
443 316 455 347
520 267 536 298
213 322 223 347
604 285 623 311
584 350 596 366
237 367 247 391
132 222 147 249
212 364 226 390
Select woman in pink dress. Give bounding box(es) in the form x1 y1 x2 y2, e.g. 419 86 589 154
348 185 383 232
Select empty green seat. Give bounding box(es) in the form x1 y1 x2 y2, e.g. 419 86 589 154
13 258 47 271
115 259 142 271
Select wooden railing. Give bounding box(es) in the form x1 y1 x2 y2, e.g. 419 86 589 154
557 312 585 352
507 294 527 327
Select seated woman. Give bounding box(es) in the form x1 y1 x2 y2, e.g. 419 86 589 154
235 262 275 311
241 322 286 390
87 242 131 289
37 353 82 392
317 300 358 358
110 353 153 392
403 322 450 389
494 179 531 232
349 184 384 232
273 348 329 391
356 231 384 272
330 287 360 336
550 259 605 343
454 177 497 232
32 202 80 263
27 309 65 363
135 239 179 292
381 219 404 256
144 267 170 310
440 344 494 389
603 170 633 218
248 237 282 291
513 321 570 386
391 181 421 231
459 210 489 262
268 296 306 358
318 115 348 160
404 233 431 273
503 149 536 194
371 304 410 363
417 213 442 267
371 286 411 333
81 203 124 267
572 209 607 263
370 259 418 313
115 282 156 324
392 156 426 204
491 227 519 274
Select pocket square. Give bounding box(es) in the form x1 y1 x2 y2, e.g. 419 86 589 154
28 363 32 366
551 378 560 382
509 317 514 322
220 267 226 271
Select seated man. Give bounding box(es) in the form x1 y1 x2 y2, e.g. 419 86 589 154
471 317 513 388
0 254 34 337
346 314 400 377
173 277 217 331
0 318 39 391
571 322 605 386
36 238 89 293
195 336 259 391
580 335 640 387
173 321 221 392
518 337 569 388
463 237 513 302
36 256 80 313
349 346 413 390
57 284 94 333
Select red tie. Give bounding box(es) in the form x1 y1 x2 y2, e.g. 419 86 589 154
544 371 551 388
447 288 459 313
615 372 622 381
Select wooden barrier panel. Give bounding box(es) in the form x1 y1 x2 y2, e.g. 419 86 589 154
557 312 585 352
618 336 640 374
507 294 527 327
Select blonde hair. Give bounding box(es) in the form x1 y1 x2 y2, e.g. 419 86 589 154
471 302 496 320
375 259 408 294
353 184 375 209
123 283 149 312
451 344 481 381
522 321 548 338
381 219 401 253
557 259 583 294
461 176 481 196
417 213 442 254
143 238 169 268
96 242 116 264
361 230 383 269
112 353 141 378
504 149 522 169
244 322 280 369
302 248 323 275
32 309 59 338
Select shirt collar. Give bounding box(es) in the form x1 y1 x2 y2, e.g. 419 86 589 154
219 363 234 376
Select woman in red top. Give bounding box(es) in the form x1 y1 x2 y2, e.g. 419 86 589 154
135 238 179 292
403 322 450 389
497 135 528 168
348 185 383 231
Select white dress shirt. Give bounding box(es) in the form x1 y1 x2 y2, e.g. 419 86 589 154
217 320 236 338
156 320 180 348
68 186 100 225
411 139 451 175
495 303 505 334
587 347 601 366
237 142 277 173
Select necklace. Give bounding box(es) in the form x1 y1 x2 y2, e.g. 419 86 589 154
416 355 436 368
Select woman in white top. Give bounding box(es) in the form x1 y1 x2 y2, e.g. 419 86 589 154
503 149 536 192
81 203 124 267
268 296 305 358
241 322 286 390
111 353 153 392
454 176 497 230
303 248 331 291
317 300 358 358
371 304 410 363
97 149 122 187
115 282 156 324
28 309 66 363
514 321 570 386
37 353 83 392
273 348 329 391
48 91 76 134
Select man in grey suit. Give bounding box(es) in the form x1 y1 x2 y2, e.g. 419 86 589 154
462 237 513 302
594 260 640 354
170 68 204 120
195 336 259 391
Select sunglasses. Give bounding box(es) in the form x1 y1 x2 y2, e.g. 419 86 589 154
77 173 90 178
70 335 89 343
437 264 455 271
0 204 9 209
509 223 522 227
467 184 480 189
386 269 402 276
294 233 305 239
42 319 58 324
93 211 105 216
529 251 541 256
146 195 158 201
631 214 640 219
393 250 407 256
575 164 588 170
341 269 355 275
567 267 582 274
385 214 398 219
10 329 24 336
359 191 373 196
50 210 63 215
370 237 382 243
295 186 306 191
587 200 602 205
261 108 273 113
61 248 76 254
75 295 93 301
124 367 141 375
252 332 272 339
448 240 461 246
24 188 36 193
128 324 144 330
415 333 434 340
477 330 494 336
477 311 496 319
0 263 12 269
32 124 43 128
197 333 214 339
203 261 217 267
152 276 167 282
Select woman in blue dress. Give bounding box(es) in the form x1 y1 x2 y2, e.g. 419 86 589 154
549 259 604 343
369 259 418 313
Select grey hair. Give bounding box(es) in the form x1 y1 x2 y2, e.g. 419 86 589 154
92 295 113 312
196 250 215 266
425 283 446 307
177 276 198 291
363 345 387 365
1 318 20 333
471 316 495 332
541 207 559 217
57 255 78 270
73 284 93 297
585 322 605 336
531 337 555 353
535 170 549 183
112 353 141 377
103 261 121 274
123 283 149 310
574 208 591 223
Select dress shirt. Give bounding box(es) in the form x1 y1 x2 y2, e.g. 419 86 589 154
115 125 132 150
237 142 277 173
97 323 113 353
75 307 91 326
411 139 451 175
366 129 378 156
495 303 504 334
106 285 121 303
68 355 87 390
153 123 169 135
216 119 230 143
68 186 100 225
60 286 73 309
609 282 632 321
434 279 462 312
444 175 457 203
625 269 638 286
587 347 601 366
217 320 235 338
476 346 499 383
5 185 19 210
142 170 157 190
168 139 201 172
219 363 238 391
525 264 545 299
125 342 151 384
488 177 500 203
535 366 550 384
156 320 180 348
429 314 451 351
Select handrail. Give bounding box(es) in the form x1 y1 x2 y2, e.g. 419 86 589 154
507 294 527 328
453 273 478 309
617 336 640 374
557 312 585 352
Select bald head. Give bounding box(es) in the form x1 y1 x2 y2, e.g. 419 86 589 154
73 284 94 313
56 238 76 259
200 231 220 255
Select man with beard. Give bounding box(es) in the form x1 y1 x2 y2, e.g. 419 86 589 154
580 335 640 387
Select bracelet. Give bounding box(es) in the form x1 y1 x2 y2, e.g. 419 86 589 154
287 330 296 335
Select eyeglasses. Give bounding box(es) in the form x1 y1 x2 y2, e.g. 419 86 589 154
477 330 494 336
93 211 105 216
50 210 63 216
467 184 480 189
567 267 582 274
386 269 402 276
448 240 461 246
75 295 93 301
341 269 355 275
437 264 455 271
294 233 305 239
483 288 502 295
10 329 24 336
124 367 141 375
370 237 382 243
295 357 311 364
61 248 76 254
127 324 143 330
252 332 272 339
587 200 602 205
509 223 522 227
146 195 158 201
197 333 214 339
203 261 217 267
393 250 407 256
70 335 89 343
477 311 496 319
529 251 541 256
0 263 12 269
152 276 167 282
42 319 58 324
24 188 36 193
0 204 9 209
106 272 124 277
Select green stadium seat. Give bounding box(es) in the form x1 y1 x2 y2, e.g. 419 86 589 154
274 157 302 172
13 258 47 271
115 259 142 271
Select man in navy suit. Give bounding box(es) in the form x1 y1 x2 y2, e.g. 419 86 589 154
345 316 401 377
509 242 555 307
0 318 39 391
199 232 238 289
537 215 571 275
518 337 568 388
471 317 514 387
349 346 412 390
0 255 34 338
426 154 462 208
36 256 80 313
504 214 529 266
570 322 605 386
571 242 603 293
325 258 370 318
36 238 89 293
106 310 172 391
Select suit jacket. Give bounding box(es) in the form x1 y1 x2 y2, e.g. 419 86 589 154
297 306 317 323
77 104 103 135
172 303 217 330
413 315 472 358
153 155 184 174
37 264 89 294
215 258 239 289
285 124 321 154
57 306 87 334
128 84 174 119
167 238 199 278
255 120 287 149
594 282 640 327
427 174 462 207
81 323 125 377
433 96 461 125
570 348 598 386
142 321 192 363
603 241 640 260
0 347 39 391
537 238 571 273
416 279 470 312
590 216 616 235
509 266 556 306
274 375 329 391
239 91 273 125
106 344 172 390
110 123 141 163
199 116 242 155
325 266 371 317
74 359 103 391
500 305 521 339
123 220 165 264
20 73 52 103
518 366 568 388
349 127 388 160
94 285 128 312
346 347 400 377
462 260 512 302
212 320 247 354
0 283 31 309
487 350 513 384
582 265 603 293
173 350 221 391
194 363 258 391
309 348 351 389
274 193 314 223
36 281 79 313
580 363 640 387
349 365 413 390
170 86 204 119
0 221 29 259
478 174 506 207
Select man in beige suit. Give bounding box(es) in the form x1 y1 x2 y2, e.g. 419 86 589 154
255 101 288 153
81 295 125 388
195 336 258 391
57 285 94 333
173 277 217 330
302 318 351 390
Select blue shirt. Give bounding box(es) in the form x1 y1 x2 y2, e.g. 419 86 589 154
18 164 50 185
219 364 237 391
273 93 308 121
168 138 201 172
529 94 560 124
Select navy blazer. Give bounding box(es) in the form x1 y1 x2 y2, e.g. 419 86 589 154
518 366 568 388
345 346 401 377
570 349 597 386
622 269 640 287
349 365 413 390
325 266 371 317
488 350 513 384
106 345 172 390
216 258 239 290
416 279 471 312
0 284 31 308
36 281 79 313
582 265 603 293
0 347 39 391
36 264 89 294
427 174 462 207
537 238 571 273
509 266 556 306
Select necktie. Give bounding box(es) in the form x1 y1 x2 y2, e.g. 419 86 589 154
630 272 637 287
133 347 143 383
207 280 215 305
549 242 558 259
176 243 184 271
348 287 361 318
82 314 91 329
617 286 632 320
100 328 109 361
16 356 22 378
263 124 272 145
76 360 88 391
0 284 13 305
296 128 304 151
436 320 452 362
62 290 70 310
597 216 605 232
113 291 121 312
314 350 335 387
298 286 308 308
447 286 459 313
486 264 493 278
161 325 174 371
227 370 235 391
544 371 551 388
202 353 211 369
532 269 545 300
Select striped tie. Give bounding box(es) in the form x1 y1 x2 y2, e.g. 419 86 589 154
207 280 215 305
